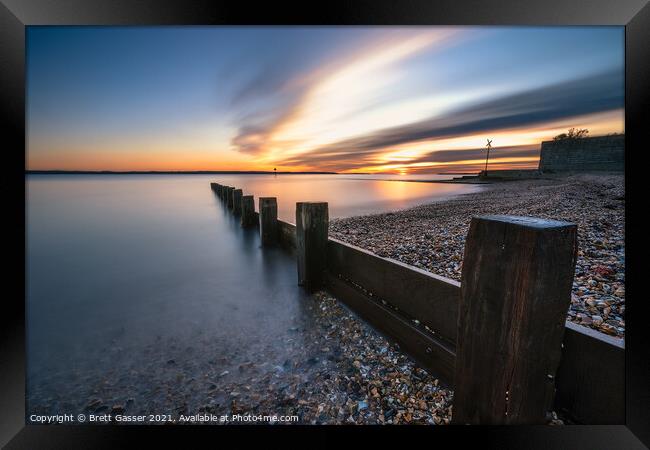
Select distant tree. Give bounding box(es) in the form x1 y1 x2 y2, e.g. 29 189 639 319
553 128 589 141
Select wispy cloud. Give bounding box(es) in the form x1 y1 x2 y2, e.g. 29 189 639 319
279 69 623 171
229 29 459 159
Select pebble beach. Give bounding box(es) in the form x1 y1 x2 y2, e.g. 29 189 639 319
28 291 453 425
330 173 625 339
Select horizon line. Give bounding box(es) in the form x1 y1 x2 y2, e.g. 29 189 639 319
26 169 343 175
25 169 484 176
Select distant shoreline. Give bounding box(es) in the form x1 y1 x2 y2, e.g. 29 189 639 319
26 170 474 176
26 170 339 175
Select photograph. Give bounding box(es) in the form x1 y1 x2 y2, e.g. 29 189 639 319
2 0 647 447
24 25 625 426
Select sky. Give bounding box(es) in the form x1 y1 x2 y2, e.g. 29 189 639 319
26 26 624 174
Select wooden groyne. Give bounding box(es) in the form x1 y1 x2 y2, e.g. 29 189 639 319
209 181 624 425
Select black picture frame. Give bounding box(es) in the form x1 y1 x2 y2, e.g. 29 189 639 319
2 0 648 448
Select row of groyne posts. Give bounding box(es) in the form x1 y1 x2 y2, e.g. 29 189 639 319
209 181 624 425
209 182 285 244
210 182 327 290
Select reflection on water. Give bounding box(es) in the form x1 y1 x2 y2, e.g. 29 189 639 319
193 173 480 221
26 174 479 417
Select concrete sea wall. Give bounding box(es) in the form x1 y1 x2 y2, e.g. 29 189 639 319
539 135 624 172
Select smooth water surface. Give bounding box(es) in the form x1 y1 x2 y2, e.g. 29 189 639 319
195 173 481 221
26 174 480 416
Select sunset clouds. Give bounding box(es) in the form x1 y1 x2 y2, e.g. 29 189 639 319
27 27 624 172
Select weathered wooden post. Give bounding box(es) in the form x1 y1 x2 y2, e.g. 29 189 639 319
227 187 234 209
296 202 328 292
233 189 243 215
210 182 217 192
241 195 256 227
295 202 305 284
217 184 223 198
452 215 578 425
259 197 278 245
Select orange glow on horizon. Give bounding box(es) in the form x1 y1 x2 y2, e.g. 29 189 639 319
27 105 623 174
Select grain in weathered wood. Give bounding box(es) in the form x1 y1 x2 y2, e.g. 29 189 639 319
327 238 460 345
295 202 305 285
241 195 257 227
227 187 235 209
233 189 243 215
327 274 456 383
278 220 297 251
554 320 625 424
296 202 328 292
453 215 578 425
259 197 278 245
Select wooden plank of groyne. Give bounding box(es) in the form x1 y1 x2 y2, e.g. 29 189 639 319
241 195 257 227
233 189 243 215
554 320 625 424
453 215 578 425
327 238 460 345
295 203 305 285
296 202 328 292
227 187 234 209
325 235 623 425
259 197 278 245
327 274 456 384
278 220 297 251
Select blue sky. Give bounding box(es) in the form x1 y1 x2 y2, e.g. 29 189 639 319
27 26 624 173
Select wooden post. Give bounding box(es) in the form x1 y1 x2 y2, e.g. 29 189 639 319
217 184 223 198
452 215 578 425
227 187 234 209
241 195 256 227
233 189 243 215
295 202 305 284
296 202 328 292
259 197 278 245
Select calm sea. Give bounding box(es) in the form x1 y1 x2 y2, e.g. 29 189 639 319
25 173 480 416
